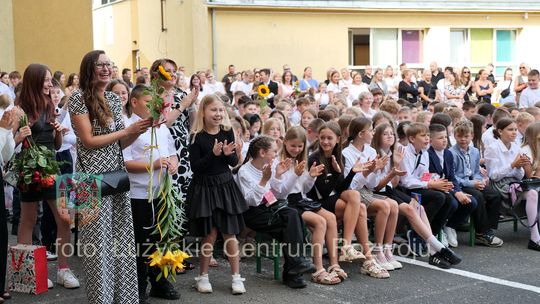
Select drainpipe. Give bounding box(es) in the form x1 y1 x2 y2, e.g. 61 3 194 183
211 7 217 73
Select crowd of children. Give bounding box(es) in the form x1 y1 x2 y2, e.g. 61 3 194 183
0 56 539 304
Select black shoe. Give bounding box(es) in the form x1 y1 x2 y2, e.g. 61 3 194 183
429 252 452 269
439 247 462 265
283 274 307 289
149 279 180 300
288 258 316 276
528 239 540 251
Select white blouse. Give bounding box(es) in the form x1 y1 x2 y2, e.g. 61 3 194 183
342 143 377 191
484 139 524 182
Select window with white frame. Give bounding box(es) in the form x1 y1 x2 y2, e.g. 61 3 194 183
450 29 468 66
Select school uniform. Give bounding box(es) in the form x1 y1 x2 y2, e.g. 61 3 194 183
280 164 317 215
123 114 177 294
450 144 503 232
235 161 309 275
399 144 454 235
343 144 387 206
428 146 477 230
306 151 355 213
369 149 413 204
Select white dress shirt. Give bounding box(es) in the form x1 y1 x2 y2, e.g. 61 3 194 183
484 139 524 182
399 143 429 189
122 114 176 199
343 143 378 191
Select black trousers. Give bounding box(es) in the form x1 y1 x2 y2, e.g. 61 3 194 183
41 150 74 251
243 204 305 270
131 198 163 294
407 188 454 235
462 186 503 232
1 175 8 293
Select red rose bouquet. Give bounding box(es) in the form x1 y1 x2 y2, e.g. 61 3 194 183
9 114 62 192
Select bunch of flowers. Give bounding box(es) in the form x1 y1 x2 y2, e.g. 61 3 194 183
256 84 270 108
291 80 301 99
9 114 62 192
145 65 190 281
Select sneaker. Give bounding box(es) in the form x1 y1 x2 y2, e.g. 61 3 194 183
339 245 365 263
439 247 462 265
439 230 449 247
374 252 394 271
57 269 80 289
46 251 57 261
475 230 503 247
428 252 452 269
444 226 458 248
194 274 212 293
385 254 403 270
47 278 54 289
360 259 390 279
528 239 540 252
231 274 246 295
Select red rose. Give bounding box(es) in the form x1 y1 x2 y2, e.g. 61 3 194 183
22 139 30 149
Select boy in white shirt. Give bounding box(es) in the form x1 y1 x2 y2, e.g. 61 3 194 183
122 85 179 302
519 69 540 108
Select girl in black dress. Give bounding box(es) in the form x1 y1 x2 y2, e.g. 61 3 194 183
187 94 249 294
15 64 79 289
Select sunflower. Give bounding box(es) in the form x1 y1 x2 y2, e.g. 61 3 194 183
258 84 270 97
158 65 172 81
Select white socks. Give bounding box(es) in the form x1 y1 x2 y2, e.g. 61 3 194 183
526 191 540 242
427 235 445 255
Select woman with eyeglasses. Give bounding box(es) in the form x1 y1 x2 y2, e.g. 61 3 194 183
515 63 529 105
460 67 474 102
69 50 152 303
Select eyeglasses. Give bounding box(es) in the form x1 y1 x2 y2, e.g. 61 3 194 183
95 62 112 69
463 71 470 74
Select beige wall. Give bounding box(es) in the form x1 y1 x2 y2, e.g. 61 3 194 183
212 9 540 79
12 0 93 74
0 0 16 72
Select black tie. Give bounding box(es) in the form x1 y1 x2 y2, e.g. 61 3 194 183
414 151 423 170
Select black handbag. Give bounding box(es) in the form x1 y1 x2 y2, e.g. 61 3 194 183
294 198 322 212
79 142 130 198
98 169 130 197
500 80 512 99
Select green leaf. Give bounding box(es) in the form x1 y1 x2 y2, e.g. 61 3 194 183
24 175 31 184
37 157 47 167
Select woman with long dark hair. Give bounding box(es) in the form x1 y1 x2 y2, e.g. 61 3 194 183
69 50 151 303
14 63 79 290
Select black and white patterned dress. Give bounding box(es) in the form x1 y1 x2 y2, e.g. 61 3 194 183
69 90 139 304
169 88 193 202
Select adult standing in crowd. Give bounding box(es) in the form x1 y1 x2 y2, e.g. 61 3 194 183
222 64 236 99
122 68 134 88
299 66 318 92
69 50 151 303
430 61 444 88
515 63 529 105
362 65 373 85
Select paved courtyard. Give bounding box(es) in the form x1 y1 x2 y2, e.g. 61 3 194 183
6 220 540 304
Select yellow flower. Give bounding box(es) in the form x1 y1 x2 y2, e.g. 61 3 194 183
158 65 172 81
258 84 270 97
294 80 299 86
148 249 163 268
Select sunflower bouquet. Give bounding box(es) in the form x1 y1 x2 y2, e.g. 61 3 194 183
291 80 301 99
144 65 190 281
256 84 270 108
8 114 62 192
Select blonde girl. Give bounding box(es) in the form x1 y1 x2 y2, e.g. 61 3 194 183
188 94 249 294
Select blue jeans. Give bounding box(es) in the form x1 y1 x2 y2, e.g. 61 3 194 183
446 193 478 229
